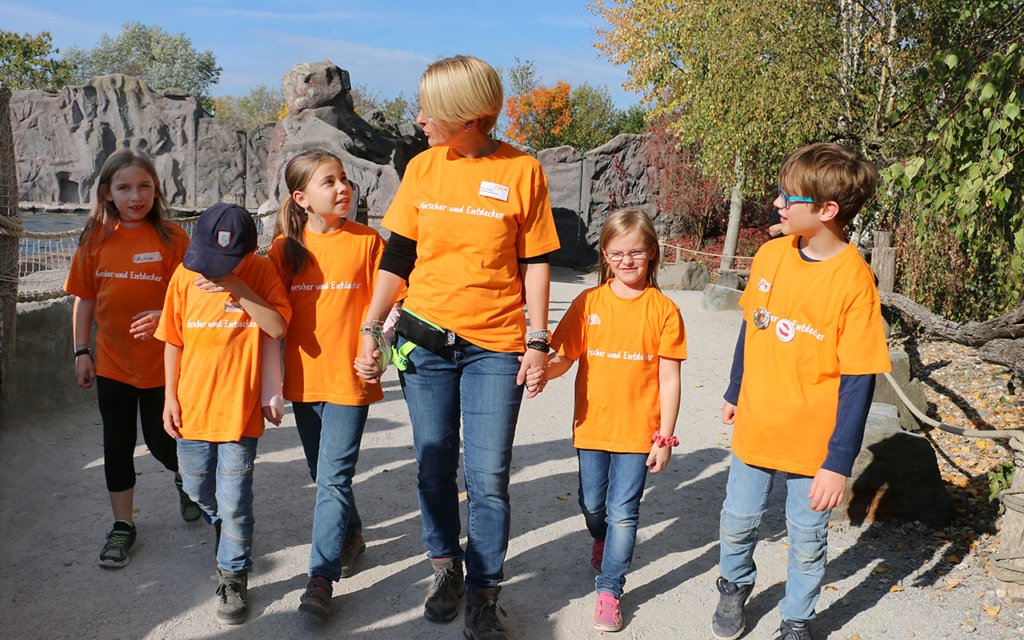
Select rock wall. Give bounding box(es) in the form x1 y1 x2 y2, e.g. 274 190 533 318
9 63 661 268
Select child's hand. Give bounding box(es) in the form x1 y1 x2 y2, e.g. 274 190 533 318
353 334 383 383
262 404 282 426
75 353 95 388
194 274 238 295
163 397 183 439
808 468 847 511
722 401 737 425
647 444 672 473
517 349 548 398
129 310 161 340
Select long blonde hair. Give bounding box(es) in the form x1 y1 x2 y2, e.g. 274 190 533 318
81 149 181 250
275 149 345 278
598 209 661 290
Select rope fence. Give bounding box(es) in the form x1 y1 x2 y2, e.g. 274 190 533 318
4 208 277 303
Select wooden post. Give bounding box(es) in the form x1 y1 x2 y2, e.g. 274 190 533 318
871 231 896 337
0 83 20 425
996 464 1024 599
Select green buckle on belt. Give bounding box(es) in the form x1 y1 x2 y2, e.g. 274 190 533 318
392 338 418 371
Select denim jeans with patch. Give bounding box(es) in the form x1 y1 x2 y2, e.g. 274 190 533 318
177 437 259 573
719 452 831 622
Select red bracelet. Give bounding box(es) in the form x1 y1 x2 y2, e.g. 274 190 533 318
651 431 679 448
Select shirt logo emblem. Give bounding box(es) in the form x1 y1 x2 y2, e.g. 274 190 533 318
775 318 795 342
588 314 601 325
218 231 231 247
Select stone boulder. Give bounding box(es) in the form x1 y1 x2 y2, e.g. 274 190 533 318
195 118 247 206
833 403 952 527
699 283 742 311
264 117 401 227
581 135 656 262
660 262 711 291
538 146 586 267
11 76 205 205
246 123 275 210
717 272 746 291
872 350 928 432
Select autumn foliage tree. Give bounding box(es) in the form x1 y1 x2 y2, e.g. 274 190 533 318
504 81 574 150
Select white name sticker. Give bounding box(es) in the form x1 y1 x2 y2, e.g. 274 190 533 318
133 251 161 264
223 300 243 313
757 277 771 293
479 181 510 202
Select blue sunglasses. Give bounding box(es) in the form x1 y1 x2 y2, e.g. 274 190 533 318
778 186 815 209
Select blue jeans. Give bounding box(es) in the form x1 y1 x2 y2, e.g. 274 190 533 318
398 337 524 592
177 437 259 573
577 449 649 599
293 401 369 581
719 452 831 622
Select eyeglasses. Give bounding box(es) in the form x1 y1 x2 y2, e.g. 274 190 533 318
605 249 650 263
778 186 815 209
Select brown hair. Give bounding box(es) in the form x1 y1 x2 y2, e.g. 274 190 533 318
419 55 503 134
81 149 183 250
778 142 878 228
275 149 345 278
598 209 661 290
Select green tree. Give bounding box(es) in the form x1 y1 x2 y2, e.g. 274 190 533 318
64 21 221 109
0 30 75 92
212 84 286 131
562 83 621 150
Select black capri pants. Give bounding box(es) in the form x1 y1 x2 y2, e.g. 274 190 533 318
97 376 178 492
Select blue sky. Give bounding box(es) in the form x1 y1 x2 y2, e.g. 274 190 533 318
3 0 640 107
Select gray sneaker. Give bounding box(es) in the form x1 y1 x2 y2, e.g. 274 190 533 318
464 588 508 640
712 576 753 640
424 557 465 622
216 569 249 624
774 619 813 640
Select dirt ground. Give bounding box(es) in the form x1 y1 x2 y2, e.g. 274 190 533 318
1 269 1020 639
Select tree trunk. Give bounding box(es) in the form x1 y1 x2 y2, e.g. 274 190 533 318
879 292 1024 345
720 154 744 272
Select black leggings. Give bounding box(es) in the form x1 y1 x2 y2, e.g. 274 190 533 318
97 376 178 492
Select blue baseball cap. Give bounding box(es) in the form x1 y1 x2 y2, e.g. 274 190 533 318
182 203 258 278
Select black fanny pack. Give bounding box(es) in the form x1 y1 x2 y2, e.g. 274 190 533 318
395 310 467 353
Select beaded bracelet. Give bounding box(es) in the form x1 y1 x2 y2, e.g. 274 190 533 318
360 320 384 335
651 430 679 448
526 339 550 352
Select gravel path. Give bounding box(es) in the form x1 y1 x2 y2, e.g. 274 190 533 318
1 268 1019 639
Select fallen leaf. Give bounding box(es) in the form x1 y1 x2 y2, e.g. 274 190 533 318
946 555 961 563
556 495 568 501
458 492 468 499
983 604 1001 617
872 567 889 574
890 586 904 592
933 531 948 538
782 542 789 549
823 585 837 591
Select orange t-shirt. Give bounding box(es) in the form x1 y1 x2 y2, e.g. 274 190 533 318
64 222 189 388
733 237 891 475
155 254 292 442
382 142 561 352
268 222 387 406
551 282 688 453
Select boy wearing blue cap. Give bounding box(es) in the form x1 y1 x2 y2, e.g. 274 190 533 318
156 203 291 625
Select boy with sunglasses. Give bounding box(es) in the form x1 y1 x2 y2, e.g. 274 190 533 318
711 143 890 640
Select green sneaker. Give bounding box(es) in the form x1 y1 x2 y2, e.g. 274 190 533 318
98 520 136 568
176 479 202 522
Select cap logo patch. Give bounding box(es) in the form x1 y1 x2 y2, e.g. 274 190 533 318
217 231 232 247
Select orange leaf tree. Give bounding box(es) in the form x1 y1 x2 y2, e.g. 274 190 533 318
504 81 574 149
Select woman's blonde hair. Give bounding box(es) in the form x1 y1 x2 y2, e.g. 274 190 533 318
598 209 661 290
419 55 503 134
81 149 182 251
275 149 345 278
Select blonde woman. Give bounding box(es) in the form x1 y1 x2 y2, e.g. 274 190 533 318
355 55 559 639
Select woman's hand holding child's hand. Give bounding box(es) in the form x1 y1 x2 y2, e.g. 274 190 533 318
353 334 383 382
129 310 161 340
647 444 672 473
517 349 548 398
808 468 847 511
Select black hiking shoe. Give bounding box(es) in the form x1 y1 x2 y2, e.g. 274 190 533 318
215 569 249 624
712 576 753 640
98 520 136 568
424 557 465 622
774 619 813 640
298 575 332 624
176 478 201 522
464 588 508 640
340 533 366 578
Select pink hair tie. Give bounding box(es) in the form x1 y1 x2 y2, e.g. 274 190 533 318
651 431 679 448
